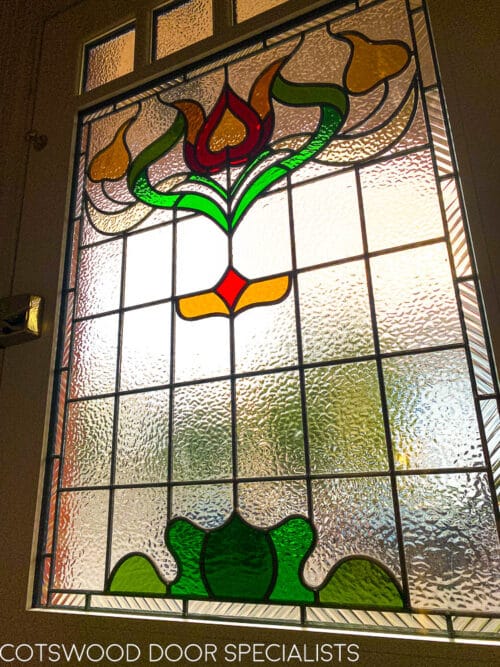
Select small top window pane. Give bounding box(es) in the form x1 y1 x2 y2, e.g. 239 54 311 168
235 0 289 23
154 0 213 60
83 25 135 92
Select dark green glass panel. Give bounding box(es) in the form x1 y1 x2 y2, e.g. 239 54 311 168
166 519 208 598
203 514 274 600
269 517 314 603
319 557 403 608
108 554 167 595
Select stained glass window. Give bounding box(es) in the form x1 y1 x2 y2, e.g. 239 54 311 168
36 0 500 637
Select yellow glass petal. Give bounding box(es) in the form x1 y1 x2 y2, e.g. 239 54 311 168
172 101 205 143
249 59 284 119
209 109 247 152
340 32 410 94
178 292 230 319
234 275 290 313
88 118 133 182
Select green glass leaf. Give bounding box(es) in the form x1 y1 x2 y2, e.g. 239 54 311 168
203 514 274 601
108 554 167 595
166 519 208 598
269 517 315 603
319 557 404 608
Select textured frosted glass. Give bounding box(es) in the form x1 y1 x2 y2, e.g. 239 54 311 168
305 362 388 473
61 294 73 367
174 314 230 382
76 240 122 317
481 400 500 488
171 484 232 529
112 488 177 584
70 314 119 398
176 215 228 296
398 473 500 611
384 350 483 470
441 178 471 278
234 290 297 373
155 0 213 60
304 477 400 588
116 390 170 484
84 27 135 92
236 0 289 22
124 226 172 307
362 151 444 252
238 480 308 528
172 380 232 481
54 490 108 590
298 262 374 363
459 281 495 394
293 171 362 268
63 398 114 487
371 244 462 352
188 600 300 622
236 372 305 477
426 90 452 176
412 10 435 87
120 304 171 390
45 459 60 553
233 191 292 278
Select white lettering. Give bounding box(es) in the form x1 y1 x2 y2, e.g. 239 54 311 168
264 644 282 663
347 643 360 662
15 645 34 663
165 644 183 662
149 644 164 662
0 645 15 663
224 644 238 662
86 644 105 663
126 644 142 662
61 644 87 662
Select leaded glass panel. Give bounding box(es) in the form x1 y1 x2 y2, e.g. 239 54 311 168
36 0 500 637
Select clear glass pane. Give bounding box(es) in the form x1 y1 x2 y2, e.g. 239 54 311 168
234 289 298 373
293 171 363 268
155 0 213 60
233 190 292 278
172 380 232 481
116 389 170 484
398 473 500 611
176 214 228 296
298 261 374 363
63 398 114 487
371 243 462 352
362 151 444 252
236 0 290 23
53 490 109 590
84 26 135 92
112 487 177 583
120 304 171 391
384 350 483 470
305 362 388 473
304 477 400 589
70 314 119 398
174 314 230 383
124 226 173 307
238 480 308 528
171 484 233 529
236 371 305 477
76 240 122 317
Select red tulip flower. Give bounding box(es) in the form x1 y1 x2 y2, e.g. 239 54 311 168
172 59 284 174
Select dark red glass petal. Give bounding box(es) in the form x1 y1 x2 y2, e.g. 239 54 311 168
215 268 248 308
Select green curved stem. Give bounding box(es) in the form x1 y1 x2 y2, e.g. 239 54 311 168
128 112 229 231
230 75 347 229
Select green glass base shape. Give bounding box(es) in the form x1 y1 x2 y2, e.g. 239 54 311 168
318 556 404 609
